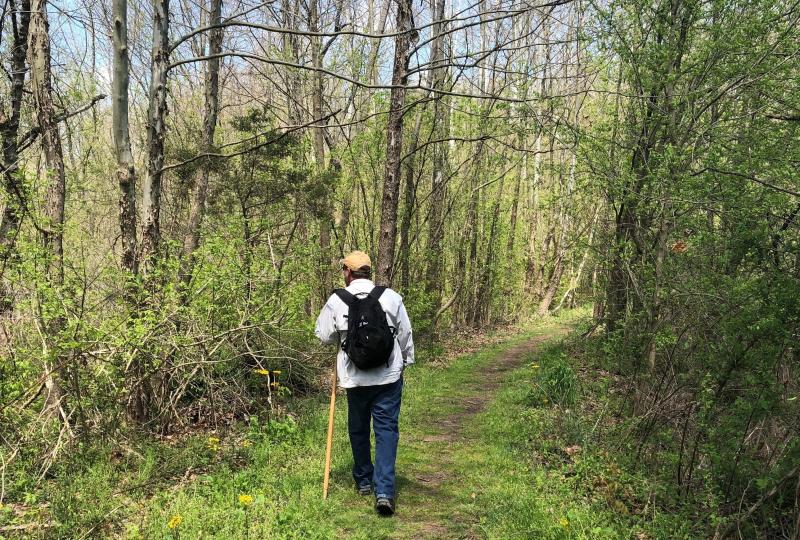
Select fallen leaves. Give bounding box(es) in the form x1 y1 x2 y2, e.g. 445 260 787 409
670 240 688 253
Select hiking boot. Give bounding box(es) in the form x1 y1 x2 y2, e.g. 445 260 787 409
357 484 373 496
375 496 395 516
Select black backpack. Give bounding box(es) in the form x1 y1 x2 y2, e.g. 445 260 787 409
333 286 395 370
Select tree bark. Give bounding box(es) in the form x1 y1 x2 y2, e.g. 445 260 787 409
375 0 417 285
537 152 572 316
398 110 422 292
181 0 223 291
310 0 334 300
398 0 448 293
140 0 171 273
457 149 481 325
0 0 31 317
524 12 549 296
423 0 449 305
28 0 69 418
557 200 599 312
112 0 144 422
460 0 493 326
29 0 65 286
282 0 303 126
538 10 582 316
476 171 505 324
112 0 138 277
506 15 534 259
506 157 523 254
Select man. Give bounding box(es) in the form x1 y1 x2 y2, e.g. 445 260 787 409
314 250 414 516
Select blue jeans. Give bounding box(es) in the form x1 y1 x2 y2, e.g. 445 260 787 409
345 377 403 499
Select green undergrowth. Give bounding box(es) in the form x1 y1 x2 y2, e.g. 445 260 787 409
451 339 704 539
2 307 701 538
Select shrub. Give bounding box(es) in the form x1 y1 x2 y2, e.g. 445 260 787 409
526 351 579 408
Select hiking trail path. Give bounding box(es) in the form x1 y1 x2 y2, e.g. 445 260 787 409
345 323 572 539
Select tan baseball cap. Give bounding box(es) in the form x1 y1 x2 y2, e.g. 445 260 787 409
340 250 371 271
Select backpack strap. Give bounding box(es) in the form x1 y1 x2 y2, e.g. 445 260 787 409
369 285 387 299
333 289 356 351
333 288 357 306
368 286 396 336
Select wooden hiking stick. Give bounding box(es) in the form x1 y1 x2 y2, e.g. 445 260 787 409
323 366 337 499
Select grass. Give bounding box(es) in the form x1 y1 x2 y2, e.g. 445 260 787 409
2 307 703 538
449 344 700 539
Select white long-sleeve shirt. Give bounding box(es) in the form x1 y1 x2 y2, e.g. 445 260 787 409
314 278 415 388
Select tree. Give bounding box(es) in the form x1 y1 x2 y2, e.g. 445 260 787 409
376 0 418 285
422 0 450 309
111 0 138 278
28 0 68 420
0 0 31 316
140 0 171 272
181 0 224 290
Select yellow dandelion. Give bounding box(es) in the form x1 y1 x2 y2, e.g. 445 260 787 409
239 494 254 506
270 381 280 388
167 514 183 529
272 370 282 375
532 364 540 369
207 437 220 452
241 439 252 448
254 369 270 376
559 517 569 528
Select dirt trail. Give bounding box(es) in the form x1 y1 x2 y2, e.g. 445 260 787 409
393 329 568 539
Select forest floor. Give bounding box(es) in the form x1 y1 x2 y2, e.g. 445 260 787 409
7 308 703 539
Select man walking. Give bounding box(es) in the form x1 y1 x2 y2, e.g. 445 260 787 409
314 250 414 516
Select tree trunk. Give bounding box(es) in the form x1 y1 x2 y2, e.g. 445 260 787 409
507 157 523 254
475 172 505 324
538 11 582 316
181 0 223 291
460 1 494 326
112 0 144 422
606 211 629 332
398 111 422 293
459 141 484 326
537 149 576 316
310 0 334 300
282 0 303 126
29 0 69 419
423 0 450 306
506 18 534 275
0 0 31 318
555 207 599 312
111 0 138 277
645 210 671 371
398 0 448 294
537 251 564 316
375 0 417 285
524 13 550 297
598 65 622 327
140 0 170 273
